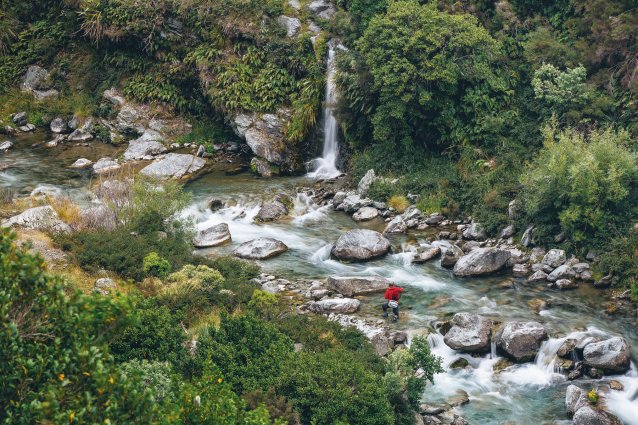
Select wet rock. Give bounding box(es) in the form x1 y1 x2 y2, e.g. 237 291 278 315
332 191 347 208
234 238 288 260
557 339 577 358
67 129 93 142
586 367 603 379
251 157 273 177
452 247 511 277
93 157 120 175
140 153 205 179
2 205 71 233
527 298 549 313
255 201 288 222
527 270 548 283
208 198 224 211
462 222 485 240
440 244 463 268
331 229 391 262
547 264 575 282
594 275 613 289
50 118 68 134
413 246 441 264
550 279 578 290
542 249 566 269
309 298 360 314
383 216 407 234
443 312 492 353
12 112 28 126
425 213 445 225
0 140 13 152
325 276 389 297
340 193 373 214
512 263 530 277
193 223 231 248
494 321 548 362
277 15 301 37
582 337 630 374
357 169 376 196
573 405 620 425
352 206 379 222
70 158 93 168
450 358 469 369
461 240 480 252
123 131 167 160
609 380 624 391
565 385 589 417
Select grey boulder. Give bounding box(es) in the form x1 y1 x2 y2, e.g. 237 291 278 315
331 229 391 262
443 313 492 353
542 249 566 269
2 206 71 233
21 65 51 92
440 244 464 268
453 247 511 277
383 216 407 234
50 118 69 134
309 298 360 314
193 223 231 248
583 337 631 374
494 321 548 362
413 246 441 264
123 131 167 160
255 201 288 222
93 158 120 175
70 158 93 168
234 238 288 260
352 206 379 222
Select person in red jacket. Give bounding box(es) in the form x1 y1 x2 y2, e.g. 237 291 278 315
382 282 404 321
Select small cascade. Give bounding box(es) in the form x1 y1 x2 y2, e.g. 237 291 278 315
490 341 497 359
307 40 343 180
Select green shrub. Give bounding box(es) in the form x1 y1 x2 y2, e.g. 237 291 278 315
598 228 638 301
0 229 160 423
247 289 279 319
110 298 186 366
143 252 171 277
195 314 294 394
120 359 176 403
277 348 394 425
519 125 638 247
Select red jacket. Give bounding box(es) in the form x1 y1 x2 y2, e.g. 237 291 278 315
384 286 404 301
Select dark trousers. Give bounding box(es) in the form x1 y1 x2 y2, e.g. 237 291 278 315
382 301 399 317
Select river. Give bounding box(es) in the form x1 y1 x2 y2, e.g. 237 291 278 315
2 130 638 424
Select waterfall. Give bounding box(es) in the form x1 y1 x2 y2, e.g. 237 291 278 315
307 41 342 180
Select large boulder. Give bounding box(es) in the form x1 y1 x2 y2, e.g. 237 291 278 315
234 238 288 260
565 385 589 417
21 65 51 92
123 130 166 161
193 223 231 248
453 247 511 277
325 276 390 297
140 153 205 179
233 109 298 172
309 298 360 314
2 206 71 233
572 406 620 425
255 201 288 222
547 264 576 282
331 229 391 262
494 321 548 362
542 249 566 269
583 337 631 374
443 313 492 353
357 169 376 196
339 193 372 214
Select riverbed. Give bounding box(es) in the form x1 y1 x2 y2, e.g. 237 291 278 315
3 131 638 424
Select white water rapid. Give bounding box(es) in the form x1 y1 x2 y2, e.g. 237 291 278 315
307 41 342 180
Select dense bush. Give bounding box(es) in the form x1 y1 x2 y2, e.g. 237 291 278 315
598 228 638 300
0 230 160 423
519 125 638 248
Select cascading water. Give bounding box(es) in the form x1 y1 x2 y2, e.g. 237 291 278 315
307 40 342 180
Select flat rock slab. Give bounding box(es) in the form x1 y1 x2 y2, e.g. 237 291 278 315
309 298 360 314
140 153 205 179
123 131 167 161
2 205 71 233
193 223 231 248
234 237 288 260
325 276 390 297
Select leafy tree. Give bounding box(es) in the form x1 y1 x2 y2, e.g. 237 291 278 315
519 125 638 247
0 230 159 423
348 0 504 152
